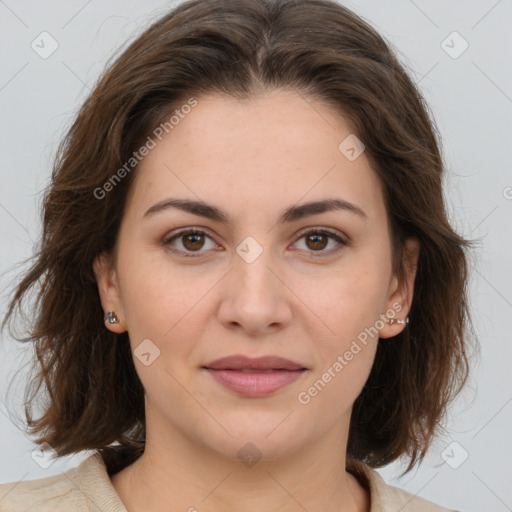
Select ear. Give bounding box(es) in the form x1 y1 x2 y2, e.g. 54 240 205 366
379 237 420 339
93 251 127 333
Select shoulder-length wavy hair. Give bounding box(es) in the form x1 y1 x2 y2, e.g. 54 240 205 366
2 0 474 476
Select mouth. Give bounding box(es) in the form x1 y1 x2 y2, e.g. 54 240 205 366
202 354 308 397
218 368 295 373
203 354 307 371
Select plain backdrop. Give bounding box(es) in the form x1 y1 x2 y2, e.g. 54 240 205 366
0 1 511 511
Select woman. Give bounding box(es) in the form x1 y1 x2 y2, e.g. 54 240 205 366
0 0 473 510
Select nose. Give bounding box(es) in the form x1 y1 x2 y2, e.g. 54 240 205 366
216 243 293 336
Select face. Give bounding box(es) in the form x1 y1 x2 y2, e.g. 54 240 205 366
94 90 418 463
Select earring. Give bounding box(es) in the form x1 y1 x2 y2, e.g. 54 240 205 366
104 311 119 324
387 317 409 325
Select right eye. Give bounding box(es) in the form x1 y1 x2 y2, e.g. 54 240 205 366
163 228 220 258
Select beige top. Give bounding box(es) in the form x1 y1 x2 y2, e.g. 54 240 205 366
0 452 458 511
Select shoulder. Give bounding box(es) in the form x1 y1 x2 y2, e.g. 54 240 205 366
0 452 127 512
347 459 461 512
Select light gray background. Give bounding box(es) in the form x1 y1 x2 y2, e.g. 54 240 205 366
0 1 511 510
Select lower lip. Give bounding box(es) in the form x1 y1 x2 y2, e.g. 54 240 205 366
204 368 306 397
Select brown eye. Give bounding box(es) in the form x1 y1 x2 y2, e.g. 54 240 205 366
293 228 347 256
305 233 329 251
163 229 217 257
182 232 205 251
164 227 347 259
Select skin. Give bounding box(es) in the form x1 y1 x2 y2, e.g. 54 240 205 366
94 90 419 512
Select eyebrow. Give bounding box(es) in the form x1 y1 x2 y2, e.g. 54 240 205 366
143 197 367 224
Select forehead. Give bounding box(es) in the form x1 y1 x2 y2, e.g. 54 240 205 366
125 90 386 223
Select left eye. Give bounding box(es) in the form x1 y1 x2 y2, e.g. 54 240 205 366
293 229 347 254
163 228 347 258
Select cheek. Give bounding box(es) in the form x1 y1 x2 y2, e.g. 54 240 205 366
116 241 219 341
309 256 391 339
296 267 384 413
115 251 217 399
301 251 390 395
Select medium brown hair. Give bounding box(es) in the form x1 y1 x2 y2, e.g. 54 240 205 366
2 0 475 475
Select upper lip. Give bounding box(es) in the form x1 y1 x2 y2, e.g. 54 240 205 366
203 355 306 371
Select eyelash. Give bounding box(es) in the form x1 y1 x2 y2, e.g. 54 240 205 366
162 227 348 259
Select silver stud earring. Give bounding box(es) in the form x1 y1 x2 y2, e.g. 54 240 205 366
387 317 409 325
104 311 119 324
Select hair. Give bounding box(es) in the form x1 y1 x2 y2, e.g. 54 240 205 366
2 0 475 476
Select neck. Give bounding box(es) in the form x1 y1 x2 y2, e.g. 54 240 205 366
110 420 369 512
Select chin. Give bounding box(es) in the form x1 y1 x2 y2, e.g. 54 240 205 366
181 413 304 464
214 434 301 465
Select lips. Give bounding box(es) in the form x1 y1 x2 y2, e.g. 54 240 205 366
202 355 307 397
203 355 306 371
